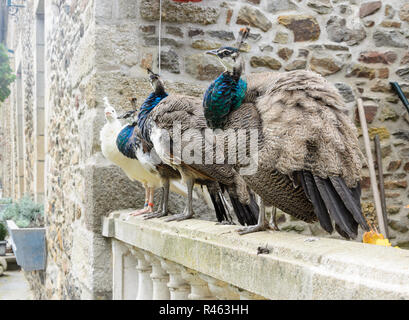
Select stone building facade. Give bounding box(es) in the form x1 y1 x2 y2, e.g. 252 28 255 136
0 0 408 299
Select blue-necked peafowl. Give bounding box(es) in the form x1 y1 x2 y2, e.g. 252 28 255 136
136 69 259 225
100 97 188 217
202 27 369 239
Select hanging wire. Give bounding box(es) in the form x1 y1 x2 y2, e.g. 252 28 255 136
158 0 162 75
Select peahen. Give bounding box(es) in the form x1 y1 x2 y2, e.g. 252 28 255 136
100 97 188 217
202 27 369 239
136 69 259 225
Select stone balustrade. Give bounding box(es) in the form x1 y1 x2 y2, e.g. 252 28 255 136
102 210 409 300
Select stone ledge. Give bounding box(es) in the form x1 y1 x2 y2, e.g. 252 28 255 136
102 210 409 299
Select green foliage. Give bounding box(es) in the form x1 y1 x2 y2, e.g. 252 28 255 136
0 43 16 102
0 198 12 204
0 222 7 241
0 195 44 228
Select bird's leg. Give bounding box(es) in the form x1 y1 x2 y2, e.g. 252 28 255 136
237 197 268 235
144 179 171 219
130 184 153 216
165 177 194 222
269 207 280 231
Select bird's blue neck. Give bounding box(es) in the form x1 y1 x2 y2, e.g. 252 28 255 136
203 71 247 129
137 90 168 140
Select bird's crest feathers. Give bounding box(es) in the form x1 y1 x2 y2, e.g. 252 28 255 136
237 27 250 51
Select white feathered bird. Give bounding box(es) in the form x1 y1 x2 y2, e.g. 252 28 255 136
100 97 189 217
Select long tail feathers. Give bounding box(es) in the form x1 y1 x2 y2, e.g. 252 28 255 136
299 171 333 234
209 191 230 223
206 184 233 223
329 177 369 230
298 170 368 239
228 189 259 226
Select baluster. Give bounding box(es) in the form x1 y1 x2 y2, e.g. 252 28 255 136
199 274 239 300
144 253 170 300
123 251 139 300
131 249 153 300
180 268 215 300
160 259 190 300
112 240 129 300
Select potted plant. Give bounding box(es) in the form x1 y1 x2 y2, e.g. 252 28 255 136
1 195 46 271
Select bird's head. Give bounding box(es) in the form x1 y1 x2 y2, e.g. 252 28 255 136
147 68 165 92
206 27 250 73
206 46 240 71
104 105 117 122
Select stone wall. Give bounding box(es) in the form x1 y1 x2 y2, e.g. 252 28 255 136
0 0 408 299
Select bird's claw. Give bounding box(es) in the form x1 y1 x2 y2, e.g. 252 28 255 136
144 211 169 220
129 207 153 216
237 224 268 235
165 212 194 222
216 220 235 225
269 223 280 231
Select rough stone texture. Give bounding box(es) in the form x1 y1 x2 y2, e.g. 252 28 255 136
284 60 307 71
160 49 180 74
307 0 333 14
166 26 184 38
274 32 289 44
310 56 343 75
368 127 391 140
359 51 391 64
207 31 235 41
373 29 409 48
265 0 297 13
236 6 272 32
396 67 409 81
380 106 399 122
326 16 366 45
346 64 376 79
250 56 282 70
387 160 402 172
140 0 220 25
278 15 321 42
359 1 382 18
277 48 294 61
191 40 221 50
185 53 224 80
401 52 409 65
334 83 355 103
380 21 402 28
399 3 409 22
355 105 378 124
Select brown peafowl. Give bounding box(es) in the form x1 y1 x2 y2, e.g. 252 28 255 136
202 28 369 239
137 70 259 226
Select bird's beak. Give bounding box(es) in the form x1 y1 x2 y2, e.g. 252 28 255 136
206 49 218 56
105 111 112 117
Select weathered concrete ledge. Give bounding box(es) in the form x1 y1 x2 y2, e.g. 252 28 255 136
103 210 409 300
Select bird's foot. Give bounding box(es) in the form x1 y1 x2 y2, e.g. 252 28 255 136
216 220 235 225
268 223 280 231
165 211 194 222
237 223 268 235
144 210 169 220
129 207 153 216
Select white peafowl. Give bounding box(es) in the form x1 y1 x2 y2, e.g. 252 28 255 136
100 96 188 217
